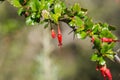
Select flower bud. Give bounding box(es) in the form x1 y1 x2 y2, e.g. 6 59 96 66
101 37 113 42
51 29 56 38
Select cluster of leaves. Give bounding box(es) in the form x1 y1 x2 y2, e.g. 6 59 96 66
91 23 117 65
5 0 119 79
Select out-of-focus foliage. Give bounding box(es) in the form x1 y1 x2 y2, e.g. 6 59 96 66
0 0 120 80
0 19 23 36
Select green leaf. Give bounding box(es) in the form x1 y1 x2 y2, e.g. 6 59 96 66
26 17 35 25
93 35 102 49
69 20 76 26
106 54 114 61
54 3 62 14
31 12 36 18
92 24 101 34
101 23 108 28
17 8 24 16
72 3 81 13
76 26 85 32
50 13 60 23
19 0 26 5
48 0 54 4
76 31 87 39
74 16 84 27
99 57 106 65
10 0 22 8
91 54 98 61
100 29 117 39
101 43 109 53
39 0 52 10
109 25 116 30
81 8 87 12
84 18 94 30
108 42 115 49
106 49 114 54
29 0 40 11
100 28 109 36
77 11 85 18
101 43 115 54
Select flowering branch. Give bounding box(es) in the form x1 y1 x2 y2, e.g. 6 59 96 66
3 0 120 79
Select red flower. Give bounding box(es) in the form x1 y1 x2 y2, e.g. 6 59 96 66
51 29 56 38
101 37 120 43
101 37 113 43
57 25 62 46
91 37 120 43
57 33 62 46
97 65 112 80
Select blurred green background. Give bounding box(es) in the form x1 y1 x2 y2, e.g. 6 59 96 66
0 0 120 80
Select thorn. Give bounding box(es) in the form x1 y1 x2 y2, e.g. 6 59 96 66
68 30 74 35
114 54 120 63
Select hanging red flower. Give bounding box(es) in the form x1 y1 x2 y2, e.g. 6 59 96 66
57 24 62 46
51 29 56 38
101 37 120 43
96 65 112 80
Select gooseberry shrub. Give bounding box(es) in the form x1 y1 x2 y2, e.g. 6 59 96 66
2 0 120 80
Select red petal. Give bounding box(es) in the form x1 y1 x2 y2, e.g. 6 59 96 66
105 68 112 80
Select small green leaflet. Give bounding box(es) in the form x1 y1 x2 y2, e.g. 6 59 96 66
9 0 22 8
76 31 87 39
74 16 84 27
54 3 62 14
99 57 106 65
72 3 81 13
91 54 98 61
